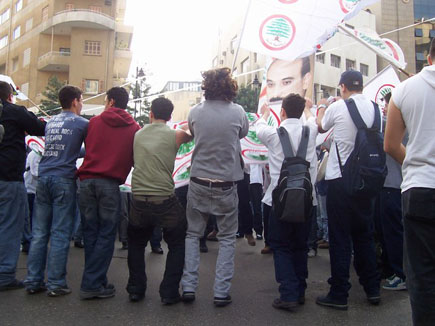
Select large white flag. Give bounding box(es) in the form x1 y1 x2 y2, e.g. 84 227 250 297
363 65 400 112
338 25 407 69
240 0 380 61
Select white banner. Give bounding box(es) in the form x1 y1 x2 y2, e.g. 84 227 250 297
240 0 380 61
363 65 400 112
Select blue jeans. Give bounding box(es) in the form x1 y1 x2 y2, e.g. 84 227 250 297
269 207 311 302
0 181 27 286
79 178 120 292
25 176 76 290
22 193 34 246
326 178 380 302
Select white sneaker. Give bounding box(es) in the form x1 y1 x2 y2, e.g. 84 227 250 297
382 276 406 291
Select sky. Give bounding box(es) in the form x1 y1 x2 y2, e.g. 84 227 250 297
125 0 249 93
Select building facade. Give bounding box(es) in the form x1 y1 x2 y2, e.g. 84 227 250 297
0 0 133 113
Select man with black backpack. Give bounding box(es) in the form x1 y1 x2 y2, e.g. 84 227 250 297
256 93 318 312
316 70 384 310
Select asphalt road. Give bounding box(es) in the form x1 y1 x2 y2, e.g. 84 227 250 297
0 239 412 326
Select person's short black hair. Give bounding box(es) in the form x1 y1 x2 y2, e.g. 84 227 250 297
282 93 306 119
58 85 82 109
383 92 392 105
430 37 435 62
0 81 13 102
151 97 174 121
106 87 129 110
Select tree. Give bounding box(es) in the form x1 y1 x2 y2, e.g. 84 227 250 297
127 68 151 127
234 84 260 113
40 75 65 116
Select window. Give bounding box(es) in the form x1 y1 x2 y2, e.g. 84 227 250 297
59 47 70 55
13 26 20 40
11 57 18 72
65 3 74 10
15 0 22 13
360 63 369 76
241 57 249 73
84 79 99 94
0 35 7 49
89 6 102 13
415 28 423 37
23 48 31 67
230 35 237 54
25 18 33 32
346 59 355 71
331 54 341 68
42 6 49 21
0 8 10 24
416 52 425 61
84 41 101 55
430 30 435 38
316 52 325 64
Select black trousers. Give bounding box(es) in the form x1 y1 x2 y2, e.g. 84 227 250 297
249 183 264 235
126 195 186 299
237 173 254 236
402 188 435 326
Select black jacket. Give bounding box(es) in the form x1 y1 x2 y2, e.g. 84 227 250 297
0 101 46 182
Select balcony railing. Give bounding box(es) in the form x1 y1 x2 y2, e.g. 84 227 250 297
54 9 114 21
38 51 70 63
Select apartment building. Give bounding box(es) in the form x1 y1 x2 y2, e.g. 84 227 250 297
211 9 377 103
160 81 202 122
0 0 133 114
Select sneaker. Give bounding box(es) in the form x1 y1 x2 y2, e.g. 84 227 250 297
236 232 243 239
181 291 195 303
121 241 128 250
383 276 406 291
256 234 263 240
0 279 24 291
74 240 84 248
214 295 232 307
200 241 208 253
385 274 396 283
367 293 381 305
47 286 72 297
26 284 47 294
316 295 348 310
151 247 164 255
245 234 256 246
129 293 145 302
272 298 298 312
308 248 317 258
261 246 272 254
80 286 115 300
21 242 30 253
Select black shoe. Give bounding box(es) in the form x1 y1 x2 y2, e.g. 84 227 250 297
21 243 30 253
0 279 24 291
151 247 164 254
367 294 381 305
129 293 144 302
161 296 181 305
214 295 232 307
272 298 298 312
80 286 115 300
256 234 263 240
181 291 195 303
316 295 348 310
74 240 84 248
121 241 128 250
236 232 243 239
26 284 47 294
200 242 208 253
47 286 72 297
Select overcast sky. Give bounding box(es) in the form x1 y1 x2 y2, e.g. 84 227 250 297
125 0 249 92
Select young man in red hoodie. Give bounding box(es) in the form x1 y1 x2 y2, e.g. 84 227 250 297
77 87 140 300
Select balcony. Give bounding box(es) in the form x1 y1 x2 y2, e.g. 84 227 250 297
114 48 132 59
37 51 70 72
40 9 116 35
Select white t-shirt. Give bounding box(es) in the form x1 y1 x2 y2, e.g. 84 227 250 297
249 164 263 185
24 151 41 194
256 116 318 206
321 93 381 180
392 65 435 192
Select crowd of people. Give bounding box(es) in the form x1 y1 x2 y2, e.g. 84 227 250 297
0 39 434 326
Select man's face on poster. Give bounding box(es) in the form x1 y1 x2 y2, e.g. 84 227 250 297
266 57 312 104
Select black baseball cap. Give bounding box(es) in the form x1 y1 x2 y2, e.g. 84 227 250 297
339 70 363 88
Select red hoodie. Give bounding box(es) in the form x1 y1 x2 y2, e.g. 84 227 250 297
77 107 140 184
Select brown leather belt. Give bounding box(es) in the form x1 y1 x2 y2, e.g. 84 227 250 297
191 177 235 188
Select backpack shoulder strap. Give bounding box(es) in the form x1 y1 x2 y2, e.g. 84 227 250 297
277 127 294 158
345 98 367 129
371 101 381 131
296 125 310 159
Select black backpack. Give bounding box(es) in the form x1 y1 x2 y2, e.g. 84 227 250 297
336 98 387 199
272 126 313 223
0 104 4 144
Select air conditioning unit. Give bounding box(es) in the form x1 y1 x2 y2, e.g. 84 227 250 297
105 0 112 5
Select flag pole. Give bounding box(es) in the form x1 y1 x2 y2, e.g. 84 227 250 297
231 0 252 73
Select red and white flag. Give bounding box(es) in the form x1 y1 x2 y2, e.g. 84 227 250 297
363 65 400 112
240 0 380 61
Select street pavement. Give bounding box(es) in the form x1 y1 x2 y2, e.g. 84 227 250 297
1 239 412 326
